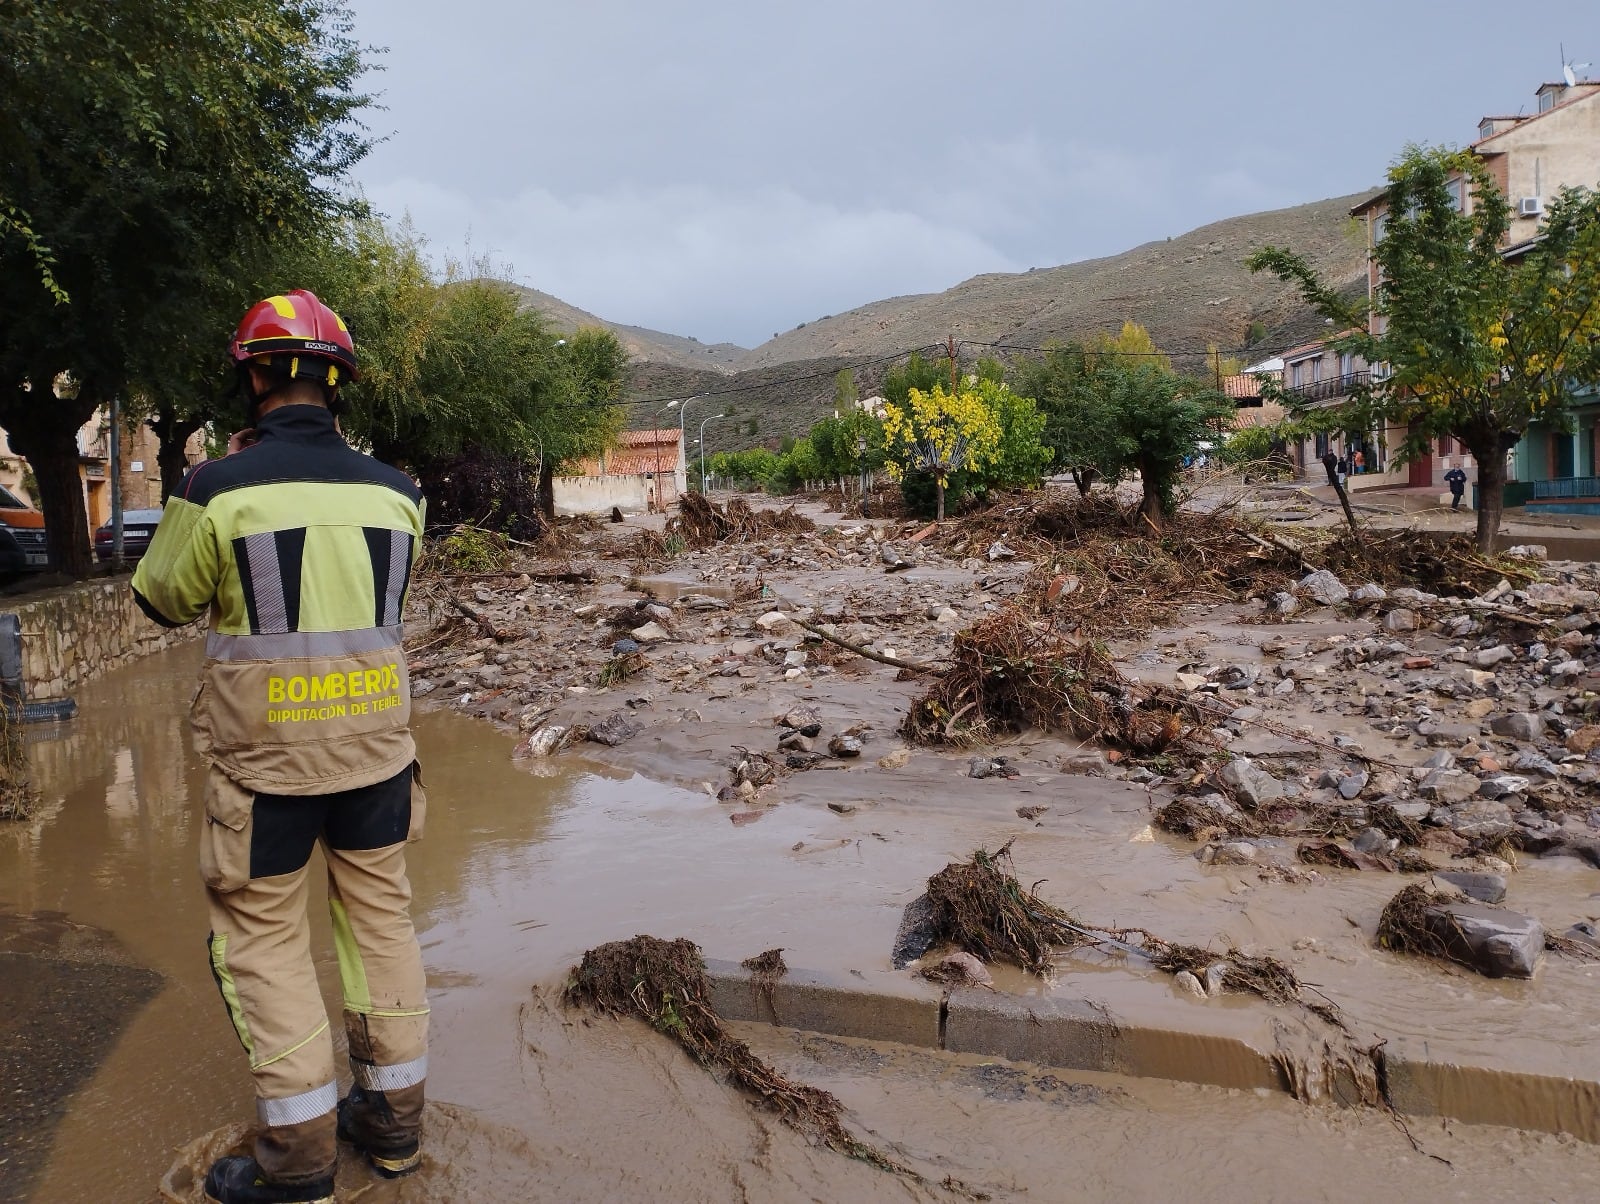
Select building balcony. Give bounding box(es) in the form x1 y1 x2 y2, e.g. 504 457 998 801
1283 371 1370 405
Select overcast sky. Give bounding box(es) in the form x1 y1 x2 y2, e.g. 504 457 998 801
347 0 1597 348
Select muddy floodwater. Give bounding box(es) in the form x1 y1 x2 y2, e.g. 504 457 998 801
7 644 1600 1202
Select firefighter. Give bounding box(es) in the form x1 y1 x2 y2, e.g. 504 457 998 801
132 291 429 1203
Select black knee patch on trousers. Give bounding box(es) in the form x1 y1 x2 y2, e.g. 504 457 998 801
249 767 413 879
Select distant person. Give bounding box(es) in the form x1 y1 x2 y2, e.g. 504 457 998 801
1335 455 1349 490
1353 449 1366 474
133 291 430 1203
1445 465 1468 510
1321 450 1338 487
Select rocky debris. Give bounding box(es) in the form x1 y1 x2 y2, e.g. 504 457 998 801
891 893 939 969
1016 805 1050 820
1295 569 1349 607
827 733 864 758
1173 970 1206 998
1489 712 1545 742
519 725 570 757
630 621 672 644
1434 871 1508 904
969 755 1019 780
1198 840 1258 866
877 748 911 770
586 712 643 747
1218 757 1284 807
920 950 995 988
782 706 823 737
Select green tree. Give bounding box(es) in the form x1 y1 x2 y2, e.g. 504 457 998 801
882 351 946 408
1249 145 1600 551
0 0 374 573
833 368 858 410
975 380 1052 491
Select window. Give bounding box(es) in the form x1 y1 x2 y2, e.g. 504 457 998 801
1439 434 1454 455
1372 212 1387 244
1311 357 1324 383
1539 89 1556 113
1339 352 1354 379
1291 361 1305 388
0 484 28 510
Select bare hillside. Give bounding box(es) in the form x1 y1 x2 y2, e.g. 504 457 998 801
737 193 1373 370
507 284 747 373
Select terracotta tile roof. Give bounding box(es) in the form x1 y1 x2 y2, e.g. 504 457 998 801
572 427 682 477
1229 403 1286 431
1222 373 1275 399
1282 330 1361 360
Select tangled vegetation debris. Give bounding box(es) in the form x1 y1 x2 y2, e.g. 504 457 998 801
923 842 1091 975
565 936 916 1176
667 492 816 549
0 706 35 821
902 607 1189 752
1319 529 1539 597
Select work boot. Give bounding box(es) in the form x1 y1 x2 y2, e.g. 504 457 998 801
337 1088 422 1178
203 1156 334 1204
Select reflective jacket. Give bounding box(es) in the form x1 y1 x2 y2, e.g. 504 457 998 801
132 405 424 795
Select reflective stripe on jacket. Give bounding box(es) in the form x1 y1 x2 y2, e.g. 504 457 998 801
132 405 424 794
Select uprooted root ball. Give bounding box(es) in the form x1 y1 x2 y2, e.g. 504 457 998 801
1376 883 1457 961
923 842 1090 975
565 936 913 1175
667 493 816 549
902 607 1186 752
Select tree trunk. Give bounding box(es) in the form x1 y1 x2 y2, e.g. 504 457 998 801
935 475 946 522
538 459 555 523
1474 445 1506 554
149 409 205 501
1331 478 1361 541
1 386 97 576
30 429 93 576
1137 478 1164 532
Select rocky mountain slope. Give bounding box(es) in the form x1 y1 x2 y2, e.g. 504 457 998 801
508 284 747 373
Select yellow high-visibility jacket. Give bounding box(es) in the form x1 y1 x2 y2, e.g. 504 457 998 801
132 404 424 794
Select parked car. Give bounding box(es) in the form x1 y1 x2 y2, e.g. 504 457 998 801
95 508 165 562
0 484 49 578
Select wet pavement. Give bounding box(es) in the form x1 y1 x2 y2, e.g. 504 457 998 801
8 643 1600 1201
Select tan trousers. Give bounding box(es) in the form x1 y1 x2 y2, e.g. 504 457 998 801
201 762 429 1184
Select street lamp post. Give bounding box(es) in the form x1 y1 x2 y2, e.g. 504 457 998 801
699 412 728 494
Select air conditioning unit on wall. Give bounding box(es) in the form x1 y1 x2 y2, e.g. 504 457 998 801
1519 196 1544 217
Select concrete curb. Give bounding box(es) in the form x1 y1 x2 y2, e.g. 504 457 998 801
704 959 1600 1142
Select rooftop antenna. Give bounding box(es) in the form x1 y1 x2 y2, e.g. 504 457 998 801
1561 42 1591 87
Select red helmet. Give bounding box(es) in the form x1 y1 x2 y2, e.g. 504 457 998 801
230 290 359 385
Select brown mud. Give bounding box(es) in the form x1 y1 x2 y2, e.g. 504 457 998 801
6 484 1600 1198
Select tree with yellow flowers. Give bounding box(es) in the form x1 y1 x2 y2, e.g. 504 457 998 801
1250 146 1600 552
881 383 1002 520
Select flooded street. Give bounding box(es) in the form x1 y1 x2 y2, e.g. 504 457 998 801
8 643 1600 1202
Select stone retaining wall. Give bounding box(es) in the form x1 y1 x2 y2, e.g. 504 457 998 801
2 579 202 700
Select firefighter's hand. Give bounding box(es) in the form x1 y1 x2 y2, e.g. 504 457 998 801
227 428 259 455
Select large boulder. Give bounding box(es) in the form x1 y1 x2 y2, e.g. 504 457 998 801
1423 901 1543 978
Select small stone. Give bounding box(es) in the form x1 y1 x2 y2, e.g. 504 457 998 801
1203 962 1233 996
828 734 864 758
1476 645 1515 668
1383 609 1418 633
1016 804 1050 820
586 711 643 747
1478 774 1531 800
1351 583 1388 605
1566 726 1600 755
1338 770 1370 800
783 649 808 668
1402 656 1434 670
934 607 960 624
1295 569 1349 606
1271 591 1300 616
987 540 1017 561
777 730 814 752
1435 871 1507 904
1219 758 1284 807
827 802 858 815
783 706 823 737
1174 970 1206 998
630 621 672 644
1174 672 1207 692
1465 698 1495 719
1490 712 1546 742
877 748 911 770
755 610 790 631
